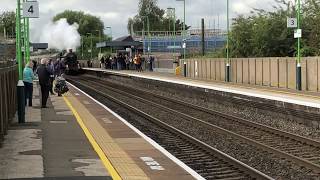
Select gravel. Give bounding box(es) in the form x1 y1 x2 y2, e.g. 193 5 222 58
102 76 320 142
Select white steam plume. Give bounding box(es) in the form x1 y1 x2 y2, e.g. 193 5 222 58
40 18 80 51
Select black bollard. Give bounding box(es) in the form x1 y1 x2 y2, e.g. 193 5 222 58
17 80 25 123
226 64 231 82
296 63 302 90
184 62 187 77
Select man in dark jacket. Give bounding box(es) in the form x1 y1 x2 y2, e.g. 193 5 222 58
37 58 51 108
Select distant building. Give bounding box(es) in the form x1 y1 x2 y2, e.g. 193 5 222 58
134 29 227 54
96 35 143 54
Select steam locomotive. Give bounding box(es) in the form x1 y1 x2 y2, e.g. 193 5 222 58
60 49 81 75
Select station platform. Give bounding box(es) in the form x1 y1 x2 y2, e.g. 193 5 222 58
0 82 199 179
83 68 320 109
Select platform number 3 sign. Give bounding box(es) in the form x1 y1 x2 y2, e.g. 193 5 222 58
287 18 297 28
23 1 39 18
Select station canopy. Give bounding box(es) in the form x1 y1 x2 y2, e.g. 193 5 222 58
96 35 142 50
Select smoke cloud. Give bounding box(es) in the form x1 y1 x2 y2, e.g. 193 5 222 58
40 18 81 51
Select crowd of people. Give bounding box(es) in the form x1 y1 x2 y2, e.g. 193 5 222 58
97 53 154 72
23 51 155 108
23 51 71 109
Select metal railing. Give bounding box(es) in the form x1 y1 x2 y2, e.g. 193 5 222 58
0 63 18 144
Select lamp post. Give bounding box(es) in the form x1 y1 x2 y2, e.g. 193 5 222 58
296 0 302 90
142 19 145 54
105 26 112 53
1 19 6 39
226 0 231 82
106 26 112 40
167 7 176 54
95 29 101 54
16 2 23 80
141 16 150 56
105 27 112 52
81 36 84 59
176 0 186 61
24 17 30 63
16 0 25 123
86 33 93 60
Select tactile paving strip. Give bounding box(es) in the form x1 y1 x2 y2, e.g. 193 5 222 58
66 93 149 180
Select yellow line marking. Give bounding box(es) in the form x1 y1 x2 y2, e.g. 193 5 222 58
63 95 122 180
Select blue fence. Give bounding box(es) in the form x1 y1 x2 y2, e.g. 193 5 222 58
142 35 226 54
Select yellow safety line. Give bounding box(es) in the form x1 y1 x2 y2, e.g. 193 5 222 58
63 96 122 180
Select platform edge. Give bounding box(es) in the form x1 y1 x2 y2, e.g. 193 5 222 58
67 81 205 180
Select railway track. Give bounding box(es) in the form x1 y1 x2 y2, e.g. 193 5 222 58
67 77 272 180
76 75 320 174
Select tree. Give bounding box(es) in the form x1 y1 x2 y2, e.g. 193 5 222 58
228 0 311 57
0 11 16 38
303 0 320 55
53 10 104 37
127 0 189 34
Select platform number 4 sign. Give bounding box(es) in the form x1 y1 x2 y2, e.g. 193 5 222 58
23 1 39 18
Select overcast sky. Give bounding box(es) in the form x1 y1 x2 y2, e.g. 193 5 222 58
1 0 276 42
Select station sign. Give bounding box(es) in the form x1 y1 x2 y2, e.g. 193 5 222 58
294 29 302 38
287 18 297 28
182 42 186 49
23 1 39 18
